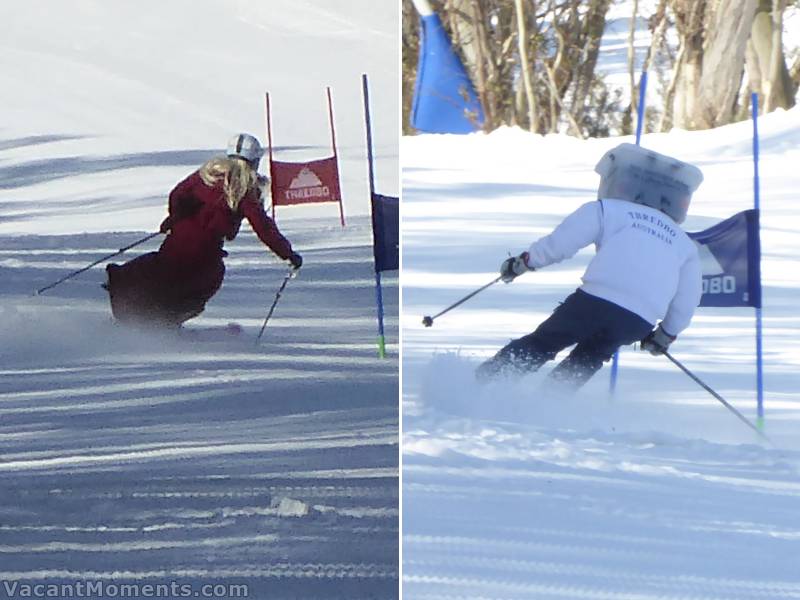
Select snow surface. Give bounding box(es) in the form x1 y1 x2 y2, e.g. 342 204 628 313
1 1 398 598
402 103 800 596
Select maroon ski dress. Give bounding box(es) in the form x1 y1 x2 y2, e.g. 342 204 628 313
105 170 294 327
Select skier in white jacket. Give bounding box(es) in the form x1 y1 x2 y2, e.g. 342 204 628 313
477 143 704 388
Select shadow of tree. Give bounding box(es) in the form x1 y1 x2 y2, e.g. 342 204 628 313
0 134 85 152
0 195 165 224
0 146 323 190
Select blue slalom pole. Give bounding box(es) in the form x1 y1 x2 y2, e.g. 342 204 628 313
634 71 648 145
752 92 765 429
363 73 388 358
610 69 648 394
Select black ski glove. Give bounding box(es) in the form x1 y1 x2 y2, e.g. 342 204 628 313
289 252 303 269
500 252 531 283
640 325 676 356
159 216 173 234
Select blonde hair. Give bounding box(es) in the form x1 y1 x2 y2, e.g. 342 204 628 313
199 156 258 211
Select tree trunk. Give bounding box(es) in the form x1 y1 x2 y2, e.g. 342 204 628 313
790 54 800 91
748 0 795 111
670 0 706 129
445 0 480 71
673 52 703 128
571 0 611 126
513 0 537 131
469 1 494 129
445 0 493 129
659 35 686 131
544 61 584 137
692 0 758 129
627 0 639 135
402 0 420 134
642 0 668 73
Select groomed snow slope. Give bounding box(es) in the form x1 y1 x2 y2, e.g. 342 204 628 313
402 106 800 599
1 2 399 598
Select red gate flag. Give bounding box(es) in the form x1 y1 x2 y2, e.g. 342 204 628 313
265 88 346 226
270 157 342 206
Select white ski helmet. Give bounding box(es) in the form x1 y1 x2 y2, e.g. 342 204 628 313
594 143 703 224
226 133 265 168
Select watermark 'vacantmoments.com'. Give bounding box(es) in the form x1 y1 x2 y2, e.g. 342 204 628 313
1 580 249 599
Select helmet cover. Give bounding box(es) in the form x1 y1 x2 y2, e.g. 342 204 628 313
594 143 703 224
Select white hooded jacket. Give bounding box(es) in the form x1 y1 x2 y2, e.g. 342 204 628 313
525 198 702 335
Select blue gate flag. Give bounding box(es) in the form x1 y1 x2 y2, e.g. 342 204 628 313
411 13 484 133
688 209 761 308
372 193 399 272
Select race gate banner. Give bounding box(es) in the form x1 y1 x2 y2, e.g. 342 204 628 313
372 193 399 273
270 156 342 207
688 209 761 308
411 10 484 133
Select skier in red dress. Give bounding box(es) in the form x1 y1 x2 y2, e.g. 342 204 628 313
105 133 302 328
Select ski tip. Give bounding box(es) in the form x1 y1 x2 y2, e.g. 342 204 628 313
176 322 245 341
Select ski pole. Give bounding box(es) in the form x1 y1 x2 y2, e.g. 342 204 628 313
663 351 771 443
422 275 502 327
255 267 297 344
35 232 161 295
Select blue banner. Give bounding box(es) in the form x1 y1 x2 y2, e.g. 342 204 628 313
688 209 761 308
411 13 484 134
372 193 399 273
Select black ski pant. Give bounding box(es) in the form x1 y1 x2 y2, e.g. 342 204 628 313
477 289 654 389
